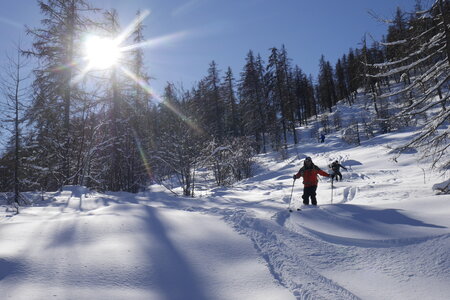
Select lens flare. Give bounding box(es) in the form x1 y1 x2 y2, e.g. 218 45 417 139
84 35 122 69
69 8 204 177
131 129 154 182
120 66 204 135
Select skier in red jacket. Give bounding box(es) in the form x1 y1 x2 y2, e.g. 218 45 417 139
293 157 330 206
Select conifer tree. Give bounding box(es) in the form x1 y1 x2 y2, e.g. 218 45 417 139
335 58 349 102
292 65 307 125
24 0 97 190
386 7 408 63
222 67 240 137
0 44 30 206
239 50 268 153
317 55 337 112
368 0 450 170
126 10 153 192
267 46 298 150
279 45 298 144
81 9 134 192
346 48 362 102
205 61 224 142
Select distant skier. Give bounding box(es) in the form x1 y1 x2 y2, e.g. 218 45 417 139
320 133 325 143
293 157 330 206
329 160 348 182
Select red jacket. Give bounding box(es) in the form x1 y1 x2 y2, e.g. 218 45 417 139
294 165 330 187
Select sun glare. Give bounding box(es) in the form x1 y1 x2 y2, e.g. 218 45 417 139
84 35 122 69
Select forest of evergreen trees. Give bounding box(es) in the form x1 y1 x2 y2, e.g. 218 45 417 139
0 0 448 203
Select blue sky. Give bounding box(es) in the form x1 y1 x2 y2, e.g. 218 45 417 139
0 0 419 95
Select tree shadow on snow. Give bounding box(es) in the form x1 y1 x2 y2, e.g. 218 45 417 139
138 206 211 300
0 258 25 281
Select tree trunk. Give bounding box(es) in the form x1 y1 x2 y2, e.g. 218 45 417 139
439 0 450 61
14 51 21 205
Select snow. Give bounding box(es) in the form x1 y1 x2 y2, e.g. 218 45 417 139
433 179 450 194
1 126 449 299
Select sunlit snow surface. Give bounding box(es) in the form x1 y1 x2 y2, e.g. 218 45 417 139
1 125 449 299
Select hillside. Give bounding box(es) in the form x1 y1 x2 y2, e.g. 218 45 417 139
1 123 449 299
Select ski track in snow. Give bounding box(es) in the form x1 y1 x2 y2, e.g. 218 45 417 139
184 201 448 300
215 207 361 300
179 141 450 300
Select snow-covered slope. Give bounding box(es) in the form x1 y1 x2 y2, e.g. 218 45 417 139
1 129 449 300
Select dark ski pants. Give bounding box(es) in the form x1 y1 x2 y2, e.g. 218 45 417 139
331 171 343 181
302 185 318 205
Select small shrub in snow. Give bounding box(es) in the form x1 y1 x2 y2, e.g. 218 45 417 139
342 124 360 145
204 137 255 186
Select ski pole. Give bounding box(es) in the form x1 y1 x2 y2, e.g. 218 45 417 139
288 179 296 212
331 177 334 204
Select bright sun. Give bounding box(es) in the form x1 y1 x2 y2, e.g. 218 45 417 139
84 35 122 70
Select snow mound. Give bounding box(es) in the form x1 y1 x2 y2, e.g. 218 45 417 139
433 179 450 194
